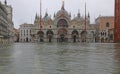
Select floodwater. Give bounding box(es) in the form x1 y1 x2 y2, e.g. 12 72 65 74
0 43 120 74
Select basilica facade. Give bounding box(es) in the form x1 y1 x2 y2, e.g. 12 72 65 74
19 2 96 43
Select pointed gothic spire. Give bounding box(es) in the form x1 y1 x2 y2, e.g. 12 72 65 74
4 0 7 5
77 9 80 18
45 9 48 17
54 12 56 18
61 0 65 10
34 13 38 24
88 12 90 18
35 13 38 19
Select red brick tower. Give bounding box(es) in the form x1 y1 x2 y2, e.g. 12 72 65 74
114 0 120 42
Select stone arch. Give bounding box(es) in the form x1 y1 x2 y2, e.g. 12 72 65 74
91 31 94 34
105 38 109 42
46 30 54 42
26 37 28 42
81 31 87 42
37 31 44 42
101 38 104 43
57 28 68 42
72 30 79 42
91 31 94 37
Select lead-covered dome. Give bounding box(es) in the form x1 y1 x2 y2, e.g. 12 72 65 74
55 1 70 19
43 12 52 22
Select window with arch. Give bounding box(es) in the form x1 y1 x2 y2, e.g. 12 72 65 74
57 19 68 28
106 22 110 27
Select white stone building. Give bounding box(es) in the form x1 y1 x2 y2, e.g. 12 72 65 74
19 23 34 42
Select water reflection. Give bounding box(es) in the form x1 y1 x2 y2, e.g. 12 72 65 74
0 44 14 74
0 43 120 74
113 44 120 74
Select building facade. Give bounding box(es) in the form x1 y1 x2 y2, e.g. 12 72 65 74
0 0 14 44
95 16 114 43
3 2 14 43
114 0 120 42
0 1 8 44
13 28 19 42
19 23 34 42
19 2 96 43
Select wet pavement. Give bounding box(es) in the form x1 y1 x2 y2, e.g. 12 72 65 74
0 43 120 74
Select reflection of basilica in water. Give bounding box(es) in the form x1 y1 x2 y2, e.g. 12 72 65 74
19 1 96 43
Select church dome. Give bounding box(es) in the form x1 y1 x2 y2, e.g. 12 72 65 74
56 10 69 18
73 16 84 22
55 1 70 19
43 12 52 22
73 11 84 22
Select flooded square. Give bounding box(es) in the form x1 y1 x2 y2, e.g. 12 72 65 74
0 43 120 74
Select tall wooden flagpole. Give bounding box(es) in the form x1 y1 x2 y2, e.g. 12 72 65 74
62 0 65 28
85 2 86 31
40 0 42 31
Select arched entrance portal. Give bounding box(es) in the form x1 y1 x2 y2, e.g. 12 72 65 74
101 38 104 43
72 30 79 42
37 31 44 42
81 31 87 42
26 37 28 42
58 28 67 42
46 30 54 42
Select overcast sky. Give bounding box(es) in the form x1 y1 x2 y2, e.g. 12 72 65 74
1 0 114 29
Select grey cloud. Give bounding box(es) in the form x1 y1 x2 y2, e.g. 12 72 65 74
0 0 114 29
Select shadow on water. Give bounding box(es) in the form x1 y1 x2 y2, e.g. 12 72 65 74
113 44 120 74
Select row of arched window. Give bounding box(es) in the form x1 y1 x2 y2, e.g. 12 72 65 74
101 32 107 36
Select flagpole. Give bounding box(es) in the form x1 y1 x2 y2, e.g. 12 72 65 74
62 0 65 28
40 0 42 31
85 2 87 42
85 2 86 31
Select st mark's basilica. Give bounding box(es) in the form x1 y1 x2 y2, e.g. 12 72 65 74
19 1 96 43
